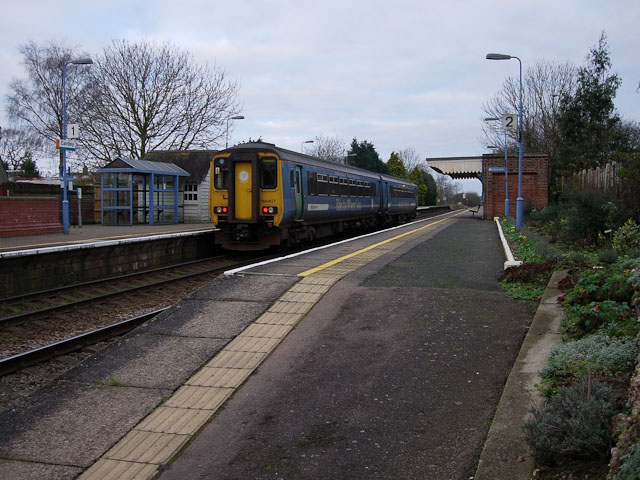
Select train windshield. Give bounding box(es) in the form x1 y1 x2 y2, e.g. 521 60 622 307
214 164 228 189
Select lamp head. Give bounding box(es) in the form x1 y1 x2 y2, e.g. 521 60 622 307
486 53 512 60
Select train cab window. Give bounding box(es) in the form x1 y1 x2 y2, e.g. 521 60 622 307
214 162 228 189
260 157 278 189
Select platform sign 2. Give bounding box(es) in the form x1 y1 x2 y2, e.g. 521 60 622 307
502 114 517 131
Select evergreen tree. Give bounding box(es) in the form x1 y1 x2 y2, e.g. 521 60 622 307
18 151 40 177
556 32 623 173
348 138 389 174
387 152 408 178
423 170 438 206
409 167 427 205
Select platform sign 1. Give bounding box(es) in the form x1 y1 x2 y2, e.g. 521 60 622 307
67 124 80 139
502 114 517 131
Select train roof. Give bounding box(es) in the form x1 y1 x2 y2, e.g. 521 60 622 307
222 142 417 187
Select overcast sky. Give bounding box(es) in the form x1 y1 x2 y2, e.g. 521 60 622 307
1 0 639 192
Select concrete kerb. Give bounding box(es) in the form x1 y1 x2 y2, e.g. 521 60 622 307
474 266 568 480
495 217 524 270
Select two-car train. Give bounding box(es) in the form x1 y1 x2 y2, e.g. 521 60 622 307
209 142 418 250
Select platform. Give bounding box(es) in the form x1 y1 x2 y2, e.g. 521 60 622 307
0 223 215 255
0 211 542 479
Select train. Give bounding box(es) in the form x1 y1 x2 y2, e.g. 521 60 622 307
209 142 418 250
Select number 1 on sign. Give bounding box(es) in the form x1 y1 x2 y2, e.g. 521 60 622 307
67 124 80 139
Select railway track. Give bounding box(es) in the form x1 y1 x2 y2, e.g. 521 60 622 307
0 253 274 373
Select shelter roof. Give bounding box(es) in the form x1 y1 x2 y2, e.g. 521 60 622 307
98 158 190 177
425 156 483 180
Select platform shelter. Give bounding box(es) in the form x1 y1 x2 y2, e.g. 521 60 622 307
426 154 548 219
98 158 190 226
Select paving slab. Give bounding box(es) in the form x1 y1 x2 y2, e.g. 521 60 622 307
143 299 270 338
186 272 298 302
0 459 82 480
59 332 226 390
0 380 170 468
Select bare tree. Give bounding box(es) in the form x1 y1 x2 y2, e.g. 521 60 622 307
434 174 460 204
482 59 577 159
0 126 43 171
6 41 92 171
79 39 240 166
398 147 423 172
308 135 347 163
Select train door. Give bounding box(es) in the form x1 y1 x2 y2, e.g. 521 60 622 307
235 161 253 220
294 166 303 220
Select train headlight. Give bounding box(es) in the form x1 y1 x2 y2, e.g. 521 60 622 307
261 206 277 214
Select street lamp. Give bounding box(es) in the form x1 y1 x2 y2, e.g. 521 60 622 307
61 57 93 234
484 117 510 217
486 52 524 227
226 115 244 148
301 140 313 152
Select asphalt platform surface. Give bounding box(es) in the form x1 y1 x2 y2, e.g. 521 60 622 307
0 212 538 479
160 216 536 480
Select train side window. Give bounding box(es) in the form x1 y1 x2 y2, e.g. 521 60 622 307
317 173 329 196
260 157 278 189
348 179 356 197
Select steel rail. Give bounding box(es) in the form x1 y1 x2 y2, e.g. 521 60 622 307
0 308 169 377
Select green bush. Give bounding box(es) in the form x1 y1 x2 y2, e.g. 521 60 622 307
562 300 634 339
613 219 640 256
522 379 613 466
615 443 640 480
541 333 637 389
564 270 632 306
598 248 618 265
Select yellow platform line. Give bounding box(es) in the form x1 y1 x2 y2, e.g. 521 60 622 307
78 211 462 480
298 213 460 277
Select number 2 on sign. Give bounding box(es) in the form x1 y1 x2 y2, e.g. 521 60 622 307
502 114 517 131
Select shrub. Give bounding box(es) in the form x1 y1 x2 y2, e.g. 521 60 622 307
562 300 633 339
615 443 640 480
613 219 640 256
564 270 633 306
598 248 618 265
540 333 638 389
522 379 613 466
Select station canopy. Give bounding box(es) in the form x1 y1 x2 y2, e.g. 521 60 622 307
98 157 190 226
426 156 483 180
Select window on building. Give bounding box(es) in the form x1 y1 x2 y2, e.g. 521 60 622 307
184 183 198 202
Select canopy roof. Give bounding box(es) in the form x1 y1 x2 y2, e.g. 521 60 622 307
425 156 483 180
98 157 190 177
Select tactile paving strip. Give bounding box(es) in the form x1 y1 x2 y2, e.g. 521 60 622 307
79 216 456 480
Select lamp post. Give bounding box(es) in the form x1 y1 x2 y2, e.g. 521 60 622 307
301 140 313 153
485 117 509 217
486 52 523 227
225 115 244 148
61 57 93 234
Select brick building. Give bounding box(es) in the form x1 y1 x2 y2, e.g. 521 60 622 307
482 153 548 219
427 153 548 220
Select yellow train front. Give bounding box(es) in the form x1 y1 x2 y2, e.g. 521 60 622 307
209 142 417 250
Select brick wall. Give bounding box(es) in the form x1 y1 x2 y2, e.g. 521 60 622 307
482 154 548 219
0 197 62 237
